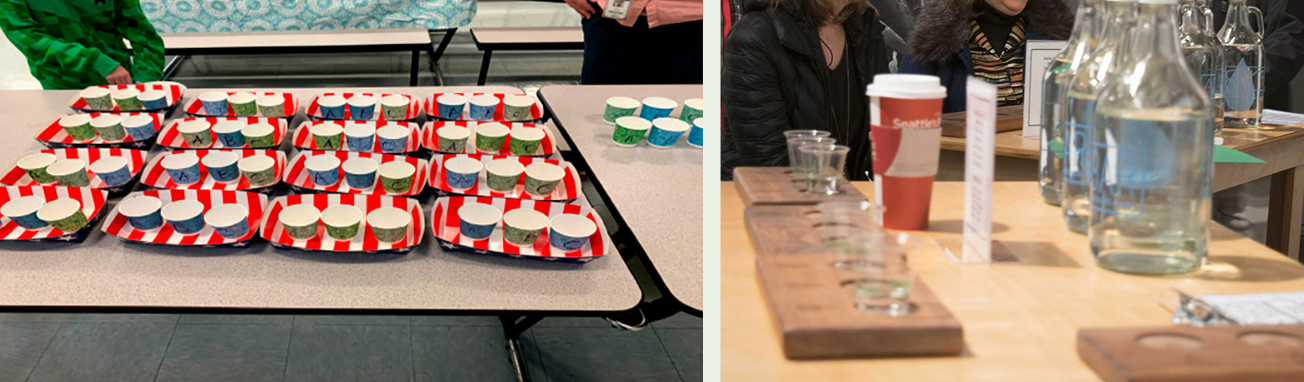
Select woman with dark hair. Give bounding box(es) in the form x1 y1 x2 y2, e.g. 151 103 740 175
721 0 893 180
901 0 1074 112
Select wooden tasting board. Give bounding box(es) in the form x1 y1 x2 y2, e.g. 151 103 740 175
1077 324 1304 382
941 105 1024 138
734 167 867 206
757 253 965 359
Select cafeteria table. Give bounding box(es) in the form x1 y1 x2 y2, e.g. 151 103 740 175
0 87 642 382
721 180 1304 381
538 85 704 319
936 111 1304 260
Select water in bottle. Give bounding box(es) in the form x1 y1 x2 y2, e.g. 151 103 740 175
1178 0 1220 133
1091 0 1214 275
1063 0 1135 234
1216 0 1264 128
1039 0 1103 207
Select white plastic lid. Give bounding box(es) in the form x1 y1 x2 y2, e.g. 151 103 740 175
864 74 948 99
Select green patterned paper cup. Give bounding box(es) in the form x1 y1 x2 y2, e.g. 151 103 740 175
502 95 535 121
680 98 704 122
485 159 524 192
309 123 344 150
228 92 258 117
90 114 126 142
435 125 470 153
508 127 545 155
279 204 321 240
321 205 363 241
242 123 276 148
612 116 652 147
257 95 286 117
381 95 411 120
47 159 90 187
475 122 510 153
37 198 88 233
111 88 143 111
80 87 113 110
58 114 96 142
604 97 639 124
523 162 565 196
503 208 548 245
17 153 58 184
379 161 416 194
177 120 214 148
238 155 278 187
366 207 411 243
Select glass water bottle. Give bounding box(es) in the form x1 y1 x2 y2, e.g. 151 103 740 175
1039 0 1103 207
1217 0 1264 128
1178 0 1221 133
1063 0 1135 234
1091 0 1214 275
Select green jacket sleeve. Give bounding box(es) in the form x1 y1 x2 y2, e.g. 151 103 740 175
0 0 121 77
117 0 164 82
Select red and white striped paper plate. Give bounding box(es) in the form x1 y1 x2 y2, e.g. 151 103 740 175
183 91 299 118
157 117 288 149
100 189 268 246
140 150 286 192
420 121 558 157
306 92 423 121
431 196 609 261
425 93 544 122
0 186 109 241
260 193 425 253
428 154 580 201
68 84 186 112
36 113 164 148
0 148 147 189
292 120 421 153
284 151 428 197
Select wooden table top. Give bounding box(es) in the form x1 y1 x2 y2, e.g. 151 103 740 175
939 121 1304 161
721 181 1304 381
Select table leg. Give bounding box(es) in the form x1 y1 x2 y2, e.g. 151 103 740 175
410 50 421 86
499 315 543 382
1266 165 1304 261
478 50 494 86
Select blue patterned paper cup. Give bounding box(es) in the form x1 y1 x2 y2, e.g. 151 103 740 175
468 95 500 121
122 115 157 141
89 156 134 187
376 125 410 153
437 94 467 119
199 92 229 116
204 204 250 239
458 203 502 240
317 95 347 119
118 196 163 231
161 153 202 185
161 200 206 235
342 157 379 189
640 97 677 121
344 124 376 152
139 90 168 110
443 156 482 190
548 214 596 252
1 196 47 230
646 118 691 148
305 154 342 187
201 151 242 183
212 120 248 148
348 96 377 120
688 118 704 148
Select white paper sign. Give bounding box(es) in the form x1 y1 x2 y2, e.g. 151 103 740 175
962 77 998 264
1023 40 1069 139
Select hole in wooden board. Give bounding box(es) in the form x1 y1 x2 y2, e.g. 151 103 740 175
1237 331 1304 348
1136 333 1204 351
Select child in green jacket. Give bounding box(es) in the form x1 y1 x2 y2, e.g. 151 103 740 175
0 0 164 89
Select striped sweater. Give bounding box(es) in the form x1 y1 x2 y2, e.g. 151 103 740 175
968 18 1027 106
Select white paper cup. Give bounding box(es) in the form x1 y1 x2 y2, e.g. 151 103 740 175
238 155 277 186
17 153 58 184
435 125 471 153
118 195 163 231
321 205 364 240
1 195 46 229
549 214 597 251
88 156 132 187
111 88 141 106
199 91 229 104
502 95 535 121
318 95 346 108
523 162 565 196
502 208 548 245
309 123 345 150
212 120 248 147
366 207 411 243
139 89 167 108
212 121 246 135
443 156 483 190
508 127 546 155
279 204 321 240
342 157 379 189
177 120 214 147
376 125 410 153
204 203 250 239
47 159 89 187
381 95 411 120
458 203 502 240
256 94 286 115
90 114 126 141
470 95 500 108
161 152 201 185
378 160 417 193
241 123 276 148
485 159 525 192
344 124 376 140
201 151 241 183
37 198 88 233
305 155 342 186
59 114 92 129
160 200 206 235
79 87 111 108
347 96 377 110
228 92 257 116
474 122 510 153
81 87 110 98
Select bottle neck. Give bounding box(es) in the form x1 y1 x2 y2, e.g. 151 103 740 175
1131 3 1185 66
1098 2 1137 49
1225 1 1251 30
1179 4 1202 34
1068 0 1104 42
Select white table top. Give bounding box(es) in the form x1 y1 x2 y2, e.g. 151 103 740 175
0 87 643 313
162 28 432 50
538 85 704 311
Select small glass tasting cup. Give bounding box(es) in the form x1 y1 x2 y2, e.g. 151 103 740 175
836 232 926 317
816 201 886 268
786 136 836 179
799 144 850 195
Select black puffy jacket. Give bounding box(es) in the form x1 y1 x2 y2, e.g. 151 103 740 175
721 0 892 180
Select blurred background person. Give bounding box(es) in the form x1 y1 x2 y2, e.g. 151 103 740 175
721 0 893 180
564 0 704 84
0 0 163 89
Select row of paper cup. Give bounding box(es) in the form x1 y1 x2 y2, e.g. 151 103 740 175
176 120 278 148
604 97 702 124
17 153 133 188
433 123 545 155
612 117 703 148
433 94 535 121
79 87 168 111
0 197 91 233
161 152 278 187
278 204 411 243
458 203 595 251
308 123 410 153
317 94 412 120
198 92 287 117
304 155 417 193
444 158 565 195
57 114 157 142
117 197 251 239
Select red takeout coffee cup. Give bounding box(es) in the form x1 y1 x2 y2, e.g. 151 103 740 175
865 74 946 230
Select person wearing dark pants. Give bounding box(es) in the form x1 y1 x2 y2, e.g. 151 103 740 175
565 0 704 84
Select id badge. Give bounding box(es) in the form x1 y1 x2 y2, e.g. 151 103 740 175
602 0 631 20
